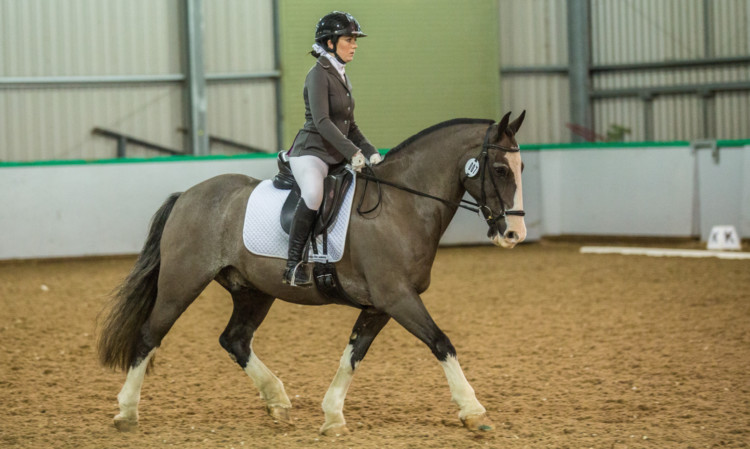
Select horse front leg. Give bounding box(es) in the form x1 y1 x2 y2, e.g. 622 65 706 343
219 289 292 424
320 308 390 436
376 288 493 431
440 355 493 431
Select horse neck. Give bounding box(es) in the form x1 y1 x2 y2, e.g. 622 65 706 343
378 123 486 199
374 123 487 228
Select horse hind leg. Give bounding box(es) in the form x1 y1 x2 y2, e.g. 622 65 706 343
217 280 292 424
113 348 156 431
113 258 215 430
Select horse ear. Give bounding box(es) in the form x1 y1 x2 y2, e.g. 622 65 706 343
496 111 512 140
509 110 526 135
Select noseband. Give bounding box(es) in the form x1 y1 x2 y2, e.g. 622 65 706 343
357 123 525 230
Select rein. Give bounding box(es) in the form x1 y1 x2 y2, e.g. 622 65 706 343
356 124 526 226
356 168 482 215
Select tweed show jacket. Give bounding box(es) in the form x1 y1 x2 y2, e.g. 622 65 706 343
289 56 377 165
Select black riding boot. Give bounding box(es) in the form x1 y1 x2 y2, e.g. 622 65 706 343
283 199 318 287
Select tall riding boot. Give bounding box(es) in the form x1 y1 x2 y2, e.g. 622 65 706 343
283 199 318 287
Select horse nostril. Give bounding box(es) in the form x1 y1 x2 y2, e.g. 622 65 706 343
505 231 518 241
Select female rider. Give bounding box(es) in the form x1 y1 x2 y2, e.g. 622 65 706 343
284 11 382 287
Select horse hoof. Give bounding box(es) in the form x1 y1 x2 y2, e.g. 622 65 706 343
461 413 494 432
320 424 350 437
113 415 138 432
266 405 294 425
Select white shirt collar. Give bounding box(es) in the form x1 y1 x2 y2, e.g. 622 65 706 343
312 43 346 81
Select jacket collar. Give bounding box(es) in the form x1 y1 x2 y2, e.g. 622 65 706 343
317 56 351 92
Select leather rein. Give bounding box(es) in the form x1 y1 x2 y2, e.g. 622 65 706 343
356 123 526 227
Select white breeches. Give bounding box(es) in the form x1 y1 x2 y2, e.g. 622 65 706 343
289 155 329 210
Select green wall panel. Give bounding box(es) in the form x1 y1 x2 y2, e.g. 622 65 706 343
278 0 501 150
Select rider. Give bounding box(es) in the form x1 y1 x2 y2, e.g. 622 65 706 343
283 11 382 287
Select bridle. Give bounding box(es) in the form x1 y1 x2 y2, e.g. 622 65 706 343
356 123 525 229
470 123 526 229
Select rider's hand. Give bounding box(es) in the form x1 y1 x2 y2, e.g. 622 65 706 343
369 153 383 165
351 151 366 172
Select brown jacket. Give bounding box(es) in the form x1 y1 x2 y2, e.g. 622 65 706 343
289 56 377 164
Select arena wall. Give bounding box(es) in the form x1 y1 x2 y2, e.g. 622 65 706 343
0 153 530 260
2 142 748 261
532 142 750 240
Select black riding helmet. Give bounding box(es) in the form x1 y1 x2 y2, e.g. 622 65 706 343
314 11 366 61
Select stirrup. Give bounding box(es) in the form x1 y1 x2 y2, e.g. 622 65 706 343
283 261 312 287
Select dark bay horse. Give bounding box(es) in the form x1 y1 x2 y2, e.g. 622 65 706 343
98 111 526 435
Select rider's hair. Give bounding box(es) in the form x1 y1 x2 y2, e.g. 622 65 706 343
310 35 339 58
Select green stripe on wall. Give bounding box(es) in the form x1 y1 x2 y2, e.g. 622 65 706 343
520 139 750 150
4 139 750 168
0 152 276 168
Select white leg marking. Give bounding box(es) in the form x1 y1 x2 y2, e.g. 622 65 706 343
320 344 356 433
116 349 156 422
243 339 291 409
440 355 486 419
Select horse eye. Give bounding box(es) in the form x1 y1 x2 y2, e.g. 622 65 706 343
493 164 510 177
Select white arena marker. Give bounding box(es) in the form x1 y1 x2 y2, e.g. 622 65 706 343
580 246 750 260
707 225 742 251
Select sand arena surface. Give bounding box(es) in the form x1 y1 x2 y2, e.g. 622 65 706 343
1 241 749 448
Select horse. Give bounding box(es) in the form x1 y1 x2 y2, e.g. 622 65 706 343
97 111 527 435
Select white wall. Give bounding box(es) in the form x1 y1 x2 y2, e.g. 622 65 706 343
1 145 747 261
0 157 278 259
0 155 517 260
537 144 750 241
539 146 696 236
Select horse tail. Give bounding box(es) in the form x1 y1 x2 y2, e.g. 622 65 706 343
97 192 182 372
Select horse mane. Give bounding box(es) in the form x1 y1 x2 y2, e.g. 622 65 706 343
383 118 495 160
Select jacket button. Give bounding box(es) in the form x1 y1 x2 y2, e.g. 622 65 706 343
344 120 349 125
346 93 350 97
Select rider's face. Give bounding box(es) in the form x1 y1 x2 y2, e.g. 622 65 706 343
330 36 357 63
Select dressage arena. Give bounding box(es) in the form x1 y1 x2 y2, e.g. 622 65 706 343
1 239 748 448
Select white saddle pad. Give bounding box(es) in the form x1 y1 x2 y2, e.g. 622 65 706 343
242 177 355 263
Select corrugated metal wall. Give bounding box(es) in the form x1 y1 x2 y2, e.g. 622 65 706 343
204 0 277 155
499 0 569 143
0 0 278 162
0 0 185 161
709 0 750 141
3 1 747 161
590 0 750 142
500 0 750 143
0 0 182 77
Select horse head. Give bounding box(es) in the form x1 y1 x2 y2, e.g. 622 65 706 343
461 111 526 248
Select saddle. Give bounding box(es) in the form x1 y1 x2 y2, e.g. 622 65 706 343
273 151 354 236
272 151 361 308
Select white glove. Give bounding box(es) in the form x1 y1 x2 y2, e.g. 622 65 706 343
351 151 366 172
369 153 383 165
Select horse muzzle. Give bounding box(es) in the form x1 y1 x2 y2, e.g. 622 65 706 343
489 216 526 249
